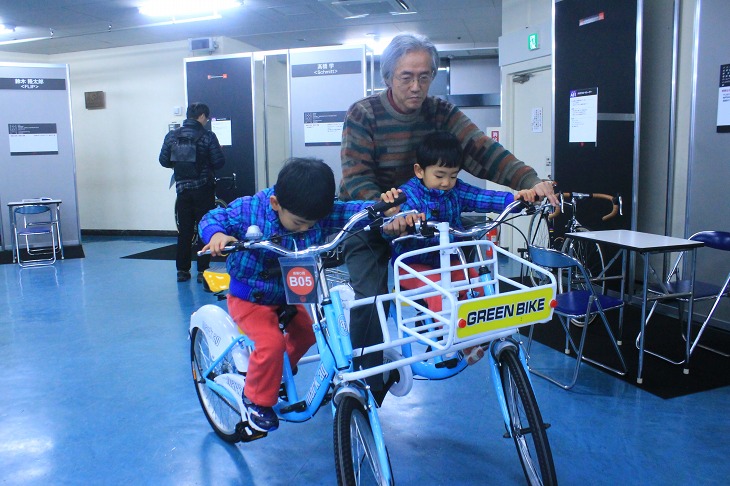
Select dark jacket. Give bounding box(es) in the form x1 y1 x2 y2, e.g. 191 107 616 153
159 119 225 191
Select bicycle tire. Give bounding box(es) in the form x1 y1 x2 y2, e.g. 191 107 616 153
498 346 557 486
333 396 394 486
190 327 243 443
214 198 227 209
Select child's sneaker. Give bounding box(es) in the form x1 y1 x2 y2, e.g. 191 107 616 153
464 345 486 365
244 400 279 432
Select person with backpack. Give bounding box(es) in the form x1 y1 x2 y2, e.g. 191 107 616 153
159 102 226 283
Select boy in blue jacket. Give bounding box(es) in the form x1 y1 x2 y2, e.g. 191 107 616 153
389 131 535 363
199 157 400 432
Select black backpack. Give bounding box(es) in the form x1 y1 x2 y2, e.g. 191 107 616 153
170 128 204 181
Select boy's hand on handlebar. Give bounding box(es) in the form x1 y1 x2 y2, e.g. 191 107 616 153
202 232 238 257
531 180 560 206
383 212 425 237
379 188 403 217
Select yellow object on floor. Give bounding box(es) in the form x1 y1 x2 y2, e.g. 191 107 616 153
203 266 230 293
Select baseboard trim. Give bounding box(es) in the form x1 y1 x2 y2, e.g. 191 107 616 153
82 229 177 237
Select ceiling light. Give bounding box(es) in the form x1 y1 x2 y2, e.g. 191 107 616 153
139 0 242 18
0 24 16 35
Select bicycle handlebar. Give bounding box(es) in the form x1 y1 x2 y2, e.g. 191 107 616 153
550 192 622 221
394 199 535 243
214 173 237 189
198 193 407 258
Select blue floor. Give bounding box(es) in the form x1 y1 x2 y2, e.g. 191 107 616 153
1 236 728 485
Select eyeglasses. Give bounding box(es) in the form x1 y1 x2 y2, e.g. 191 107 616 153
394 73 433 86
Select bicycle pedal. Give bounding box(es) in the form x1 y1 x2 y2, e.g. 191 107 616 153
279 400 307 414
236 421 268 442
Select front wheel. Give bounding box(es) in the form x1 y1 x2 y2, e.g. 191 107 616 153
498 346 557 485
333 396 393 486
190 327 243 443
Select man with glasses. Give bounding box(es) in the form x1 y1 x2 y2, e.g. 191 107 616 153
338 33 557 402
159 102 225 283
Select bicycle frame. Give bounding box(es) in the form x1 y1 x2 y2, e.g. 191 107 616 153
190 200 558 485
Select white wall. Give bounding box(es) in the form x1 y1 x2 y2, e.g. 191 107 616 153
2 37 254 232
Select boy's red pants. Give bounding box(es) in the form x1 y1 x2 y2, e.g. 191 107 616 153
227 295 316 407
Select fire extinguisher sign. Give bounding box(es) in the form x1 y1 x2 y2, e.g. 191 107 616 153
280 256 319 304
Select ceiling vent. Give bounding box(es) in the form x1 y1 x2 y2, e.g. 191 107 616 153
319 0 413 19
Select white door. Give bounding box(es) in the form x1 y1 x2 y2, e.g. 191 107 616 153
497 67 552 253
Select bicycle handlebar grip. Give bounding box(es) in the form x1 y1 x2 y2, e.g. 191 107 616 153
548 203 562 220
367 193 407 218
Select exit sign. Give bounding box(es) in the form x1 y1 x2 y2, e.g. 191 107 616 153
528 33 540 51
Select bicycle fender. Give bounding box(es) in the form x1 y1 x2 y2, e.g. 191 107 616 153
190 304 245 366
488 338 521 436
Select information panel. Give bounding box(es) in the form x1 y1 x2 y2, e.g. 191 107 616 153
0 63 81 252
289 46 368 187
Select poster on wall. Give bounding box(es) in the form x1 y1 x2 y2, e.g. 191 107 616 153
717 64 730 133
569 87 598 143
303 111 346 146
211 117 232 146
8 123 59 155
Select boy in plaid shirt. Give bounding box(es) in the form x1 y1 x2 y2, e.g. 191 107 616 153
389 131 535 364
199 157 400 432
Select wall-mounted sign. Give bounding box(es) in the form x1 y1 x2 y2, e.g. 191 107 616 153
528 33 540 51
579 12 605 27
569 87 598 144
304 111 346 146
211 117 232 146
717 63 730 133
0 77 66 90
84 91 105 109
291 61 361 78
8 123 59 155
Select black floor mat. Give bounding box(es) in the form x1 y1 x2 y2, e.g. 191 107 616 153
0 245 85 265
527 305 730 399
122 244 225 263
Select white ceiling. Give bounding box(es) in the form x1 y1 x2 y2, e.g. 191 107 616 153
0 0 502 57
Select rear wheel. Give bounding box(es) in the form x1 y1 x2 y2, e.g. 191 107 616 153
190 327 242 442
498 346 557 486
334 396 393 485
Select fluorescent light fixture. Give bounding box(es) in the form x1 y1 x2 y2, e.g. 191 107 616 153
0 36 51 46
139 0 242 17
144 14 222 27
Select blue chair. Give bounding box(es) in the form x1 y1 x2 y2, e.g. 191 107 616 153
12 203 59 267
640 231 730 361
526 245 627 389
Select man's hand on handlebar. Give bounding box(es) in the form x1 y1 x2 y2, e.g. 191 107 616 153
531 180 559 206
201 232 238 257
515 188 537 202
